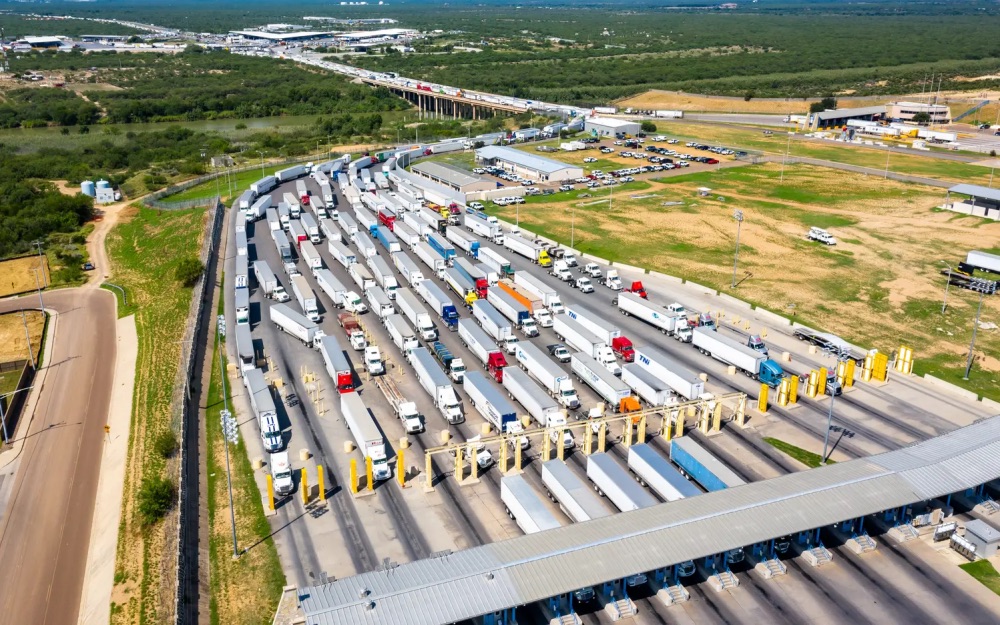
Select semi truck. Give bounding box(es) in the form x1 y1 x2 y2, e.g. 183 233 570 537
497 280 553 327
458 319 507 382
444 267 479 307
565 303 622 345
374 225 401 254
479 247 514 278
367 255 398 299
670 437 746 493
353 231 378 259
431 341 466 383
502 367 574 450
504 233 552 267
276 164 308 183
319 335 355 394
446 227 480 258
692 327 785 387
338 213 358 240
571 352 632 409
291 275 320 322
464 370 518 435
270 452 294 496
277 203 291 230
246 369 283 452
486 287 539 337
235 254 249 290
501 475 562 535
377 208 396 231
288 220 307 247
235 323 256 373
392 222 421 250
513 272 564 314
269 304 325 347
391 251 425 287
247 195 270 221
403 212 433 238
299 241 323 272
300 212 320 243
349 263 376 292
465 212 504 244
616 292 692 341
235 289 249 325
634 345 705 401
416 279 460 330
341 391 392 482
320 218 341 243
329 240 356 270
395 288 437 341
410 347 464 424
266 207 281 232
337 312 367 351
476 262 499 287
454 258 488 299
365 285 395 321
426 233 456 263
541 460 612 523
414 241 447 279
385 314 419 358
553 315 619 375
628 443 701 502
513 342 580 410
622 364 672 407
604 269 623 291
251 175 277 196
315 268 348 309
253 260 290 302
363 345 384 376
355 206 378 234
377 375 424 434
283 192 302 219
587 452 657 512
472 300 518 353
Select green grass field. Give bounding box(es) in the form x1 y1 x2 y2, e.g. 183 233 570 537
764 438 832 468
163 165 286 204
960 560 1000 596
107 205 207 625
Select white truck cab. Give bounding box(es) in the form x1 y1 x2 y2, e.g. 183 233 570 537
604 269 622 291
583 262 602 278
270 452 295 496
344 291 368 314
364 346 384 376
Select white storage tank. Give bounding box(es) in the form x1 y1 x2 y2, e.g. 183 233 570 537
81 180 96 197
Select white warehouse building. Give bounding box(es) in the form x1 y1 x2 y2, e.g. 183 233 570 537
474 146 583 182
585 117 641 138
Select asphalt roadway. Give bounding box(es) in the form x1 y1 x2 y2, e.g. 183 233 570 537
0 288 116 625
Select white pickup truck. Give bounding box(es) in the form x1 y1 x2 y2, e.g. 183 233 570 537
807 227 837 245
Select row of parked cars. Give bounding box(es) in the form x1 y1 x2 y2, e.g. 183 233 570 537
473 165 537 186
684 141 737 156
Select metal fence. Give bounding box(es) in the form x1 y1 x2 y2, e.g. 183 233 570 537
171 197 224 624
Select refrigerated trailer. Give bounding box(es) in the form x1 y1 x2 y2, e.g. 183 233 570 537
634 344 704 401
417 279 459 330
463 370 518 434
234 323 256 373
314 268 348 309
502 367 573 450
269 303 325 347
670 437 746 493
391 251 425 287
414 241 447 279
541 460 612 523
487 286 539 337
512 342 580 409
500 474 562 535
621 364 672 407
565 302 621 345
504 233 551 266
616 292 691 340
395 287 437 341
628 443 701 502
692 327 785 387
571 352 631 408
587 452 657 512
513 271 563 313
458 319 507 382
410 347 464 424
319 335 355 394
341 391 391 481
245 368 282 452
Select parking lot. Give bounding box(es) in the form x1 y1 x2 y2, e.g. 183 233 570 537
224 171 999 623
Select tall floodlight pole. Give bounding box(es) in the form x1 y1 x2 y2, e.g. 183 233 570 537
963 278 997 380
780 132 792 182
940 261 952 314
256 151 266 178
730 209 744 289
820 380 840 465
217 316 239 558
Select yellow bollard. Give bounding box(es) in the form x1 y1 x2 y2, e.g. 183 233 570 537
836 361 847 387
350 458 358 494
872 352 889 382
455 446 464 482
266 474 275 511
712 402 722 432
424 454 433 491
542 430 552 462
397 451 405 488
788 374 799 404
317 465 326 501
675 411 684 438
499 439 509 473
470 446 479 481
817 367 828 397
301 468 309 505
514 436 523 471
365 456 374 492
598 421 607 451
624 420 634 447
557 430 566 461
806 370 818 398
758 383 769 413
777 377 790 406
584 423 594 455
845 359 856 387
638 414 647 442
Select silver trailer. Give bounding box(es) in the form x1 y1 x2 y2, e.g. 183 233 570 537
621 364 672 407
628 443 701 502
365 285 395 321
570 352 631 408
314 268 348 308
245 368 282 452
353 231 378 259
395 287 437 341
565 302 621 344
501 474 562 535
542 460 611 523
340 391 391 481
391 251 424 287
385 314 419 358
234 323 255 373
512 342 580 409
367 254 398 298
235 288 250 325
410 347 464 424
587 452 657 512
269 303 324 347
634 344 704 401
276 164 308 183
329 240 356 269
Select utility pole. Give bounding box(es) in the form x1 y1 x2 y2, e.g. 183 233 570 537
963 278 997 380
256 151 266 178
820 380 840 465
20 310 35 370
217 316 240 558
32 239 46 288
940 262 952 314
730 209 744 289
780 132 792 182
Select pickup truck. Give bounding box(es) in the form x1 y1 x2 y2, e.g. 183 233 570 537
338 313 367 351
547 344 571 363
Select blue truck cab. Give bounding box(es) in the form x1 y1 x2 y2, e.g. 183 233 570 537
758 359 785 388
427 233 456 262
442 304 459 330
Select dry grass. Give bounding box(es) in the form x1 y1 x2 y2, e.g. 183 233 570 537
0 311 45 364
0 256 49 298
616 90 892 115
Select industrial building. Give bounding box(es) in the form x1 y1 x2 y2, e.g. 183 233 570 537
410 161 495 194
809 101 952 130
886 101 951 125
963 519 1000 558
940 184 1000 220
809 105 886 130
475 146 583 182
229 30 336 43
585 117 641 138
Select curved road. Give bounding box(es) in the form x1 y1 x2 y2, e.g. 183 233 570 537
0 287 116 624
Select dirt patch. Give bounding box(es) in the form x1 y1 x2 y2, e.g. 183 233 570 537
0 256 49 298
0 311 44 364
616 89 890 115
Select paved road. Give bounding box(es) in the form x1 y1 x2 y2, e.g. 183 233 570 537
0 288 116 625
687 113 794 127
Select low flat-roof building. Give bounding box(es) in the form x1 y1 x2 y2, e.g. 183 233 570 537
586 117 641 138
475 146 583 182
964 519 1000 558
229 30 335 43
411 161 495 194
886 101 951 125
809 105 886 130
941 184 1000 220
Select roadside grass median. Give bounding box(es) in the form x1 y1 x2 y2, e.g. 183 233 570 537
162 166 287 204
205 278 284 625
764 438 832 469
106 204 207 625
960 560 1000 596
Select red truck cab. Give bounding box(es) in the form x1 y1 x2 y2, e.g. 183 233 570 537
625 281 648 299
377 208 396 231
611 336 635 362
487 352 507 383
300 193 310 206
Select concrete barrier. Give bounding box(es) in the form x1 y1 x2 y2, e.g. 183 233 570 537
791 322 817 332
649 271 683 284
612 262 646 274
582 254 610 265
981 397 1000 412
753 307 792 327
923 374 979 402
718 293 753 310
685 281 718 296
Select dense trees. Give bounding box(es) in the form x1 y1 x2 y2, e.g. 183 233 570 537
0 176 95 258
0 88 100 129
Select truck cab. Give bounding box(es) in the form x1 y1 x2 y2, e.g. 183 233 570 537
624 281 648 299
487 352 507 382
611 336 635 362
597 347 622 376
673 323 693 343
537 250 552 268
503 335 520 355
758 359 785 388
449 358 466 384
563 252 578 267
520 317 540 337
604 270 623 291
348 330 367 351
747 334 768 355
534 308 553 328
547 343 571 363
344 291 368 314
550 260 573 282
557 382 581 410
583 262 602 278
575 277 594 293
697 313 716 331
397 401 425 434
465 436 494 469
272 284 290 303
666 302 687 317
505 421 531 451
270 452 295 496
548 299 565 316
364 346 385 376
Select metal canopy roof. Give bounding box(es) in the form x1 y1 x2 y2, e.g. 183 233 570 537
475 146 580 174
814 105 887 121
300 416 1000 625
948 184 1000 204
411 161 485 188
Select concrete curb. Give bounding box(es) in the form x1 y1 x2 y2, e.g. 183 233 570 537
583 254 609 264
613 262 645 274
649 271 683 283
685 280 717 296
0 307 57 471
753 307 792 327
923 374 979 402
718 293 753 310
981 397 1000 412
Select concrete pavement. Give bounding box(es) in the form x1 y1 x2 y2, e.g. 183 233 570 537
0 288 117 625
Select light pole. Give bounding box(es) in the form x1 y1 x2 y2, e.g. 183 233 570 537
570 203 575 249
779 132 792 182
20 310 35 370
32 239 46 288
217 316 240 558
256 151 266 178
884 144 891 180
940 261 952 314
0 386 33 444
963 278 997 380
730 209 744 289
820 379 840 465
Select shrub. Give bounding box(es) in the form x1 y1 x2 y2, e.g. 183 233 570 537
153 429 178 458
137 476 175 525
175 257 204 287
640 120 657 132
